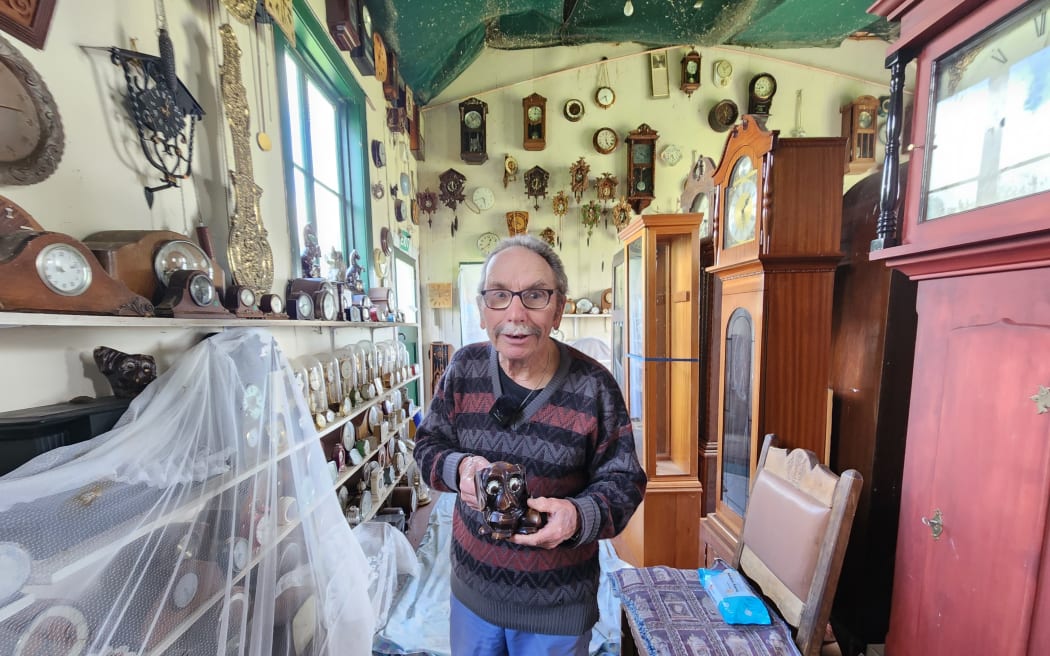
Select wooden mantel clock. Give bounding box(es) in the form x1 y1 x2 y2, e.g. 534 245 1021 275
700 115 846 565
0 198 153 316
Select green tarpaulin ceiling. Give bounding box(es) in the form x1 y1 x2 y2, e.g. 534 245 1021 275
364 0 894 104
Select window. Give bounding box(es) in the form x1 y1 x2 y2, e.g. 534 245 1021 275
275 4 370 280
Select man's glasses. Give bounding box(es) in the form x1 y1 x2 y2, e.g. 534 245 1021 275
480 288 556 310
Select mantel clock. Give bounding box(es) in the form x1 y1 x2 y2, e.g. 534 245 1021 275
701 115 846 566
747 72 777 117
625 124 658 214
458 97 488 164
522 93 546 151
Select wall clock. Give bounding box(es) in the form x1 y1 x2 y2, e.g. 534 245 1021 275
712 59 733 87
438 168 466 235
552 190 569 217
0 33 63 185
563 98 585 122
612 196 632 232
522 92 546 151
540 226 556 247
503 154 518 188
458 97 488 164
840 94 879 174
626 123 658 214
472 186 494 211
570 157 590 202
382 48 399 103
660 144 682 166
595 172 618 203
594 85 616 109
506 211 529 236
379 226 392 256
417 188 438 227
409 97 425 161
372 31 388 84
747 72 778 116
523 165 550 211
370 139 386 167
708 99 739 132
680 49 702 96
477 231 500 255
593 127 618 155
679 154 717 238
649 51 669 98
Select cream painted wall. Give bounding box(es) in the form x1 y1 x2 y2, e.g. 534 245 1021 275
0 0 905 414
415 39 907 350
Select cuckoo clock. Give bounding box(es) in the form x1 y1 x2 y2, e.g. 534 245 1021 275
552 190 569 218
459 97 488 164
570 157 590 203
680 49 702 96
595 172 618 204
522 93 546 151
840 94 879 174
438 169 466 236
417 188 438 228
625 123 658 214
523 165 549 211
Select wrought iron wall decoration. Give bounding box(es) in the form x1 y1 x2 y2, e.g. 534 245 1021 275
109 2 203 207
220 23 275 296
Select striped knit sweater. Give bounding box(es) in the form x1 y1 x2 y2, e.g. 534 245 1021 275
414 341 647 636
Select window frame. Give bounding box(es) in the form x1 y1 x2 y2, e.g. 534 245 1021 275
274 1 371 282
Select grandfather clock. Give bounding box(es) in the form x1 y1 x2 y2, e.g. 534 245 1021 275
700 115 846 565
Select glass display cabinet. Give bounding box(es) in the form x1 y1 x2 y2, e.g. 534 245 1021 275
611 213 703 568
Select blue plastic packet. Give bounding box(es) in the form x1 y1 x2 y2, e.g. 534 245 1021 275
697 567 772 625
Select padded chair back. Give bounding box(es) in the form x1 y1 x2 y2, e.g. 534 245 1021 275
733 434 862 656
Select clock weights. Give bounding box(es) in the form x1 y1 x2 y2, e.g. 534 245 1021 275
700 116 847 565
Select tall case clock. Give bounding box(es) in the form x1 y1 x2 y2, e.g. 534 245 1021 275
611 213 705 569
700 115 846 565
458 97 488 164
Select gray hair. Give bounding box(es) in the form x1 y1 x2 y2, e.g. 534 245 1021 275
476 235 569 296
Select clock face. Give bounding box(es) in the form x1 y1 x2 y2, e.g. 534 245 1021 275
172 571 199 609
753 74 776 99
529 176 543 191
504 156 518 174
361 5 372 37
36 243 92 296
595 86 615 108
858 110 873 130
564 99 584 121
715 59 733 79
473 186 494 210
238 286 255 307
686 60 699 75
265 293 284 315
295 292 314 320
154 239 213 286
188 273 215 306
632 143 653 164
477 231 500 254
924 0 1050 221
463 110 482 130
594 128 618 154
0 63 41 162
527 106 542 122
724 155 758 248
320 290 337 320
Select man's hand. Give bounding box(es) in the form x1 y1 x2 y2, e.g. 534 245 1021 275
458 455 491 510
511 497 579 550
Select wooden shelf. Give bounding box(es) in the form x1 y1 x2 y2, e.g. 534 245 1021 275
0 311 416 331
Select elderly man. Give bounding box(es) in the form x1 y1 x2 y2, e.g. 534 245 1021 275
414 235 646 656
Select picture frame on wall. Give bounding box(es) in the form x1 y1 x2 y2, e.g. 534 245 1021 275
0 0 58 49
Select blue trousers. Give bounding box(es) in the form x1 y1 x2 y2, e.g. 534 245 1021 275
449 594 591 656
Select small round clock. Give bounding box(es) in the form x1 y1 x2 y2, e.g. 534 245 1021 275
595 86 616 109
477 231 500 254
713 59 733 87
593 127 618 154
472 186 495 211
237 286 256 308
292 291 314 320
172 570 199 609
563 98 585 122
504 155 519 176
260 293 284 315
36 243 91 296
380 226 392 255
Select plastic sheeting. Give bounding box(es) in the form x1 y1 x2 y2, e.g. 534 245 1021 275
0 328 375 656
374 493 631 655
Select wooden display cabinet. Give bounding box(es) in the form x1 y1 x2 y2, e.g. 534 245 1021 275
701 117 846 565
867 0 1050 652
611 213 703 569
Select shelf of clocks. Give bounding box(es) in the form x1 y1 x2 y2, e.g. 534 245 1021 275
0 374 420 619
0 311 417 331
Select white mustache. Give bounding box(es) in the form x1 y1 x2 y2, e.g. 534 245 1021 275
497 325 541 337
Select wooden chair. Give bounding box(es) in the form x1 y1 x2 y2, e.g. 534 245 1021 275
615 434 862 656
